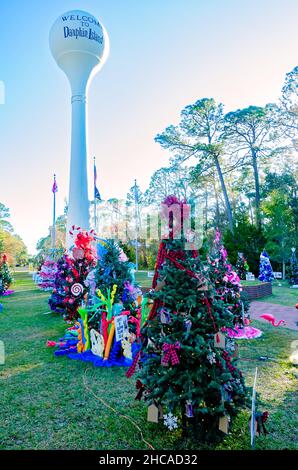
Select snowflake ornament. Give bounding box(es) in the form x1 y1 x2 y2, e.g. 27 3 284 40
163 412 178 431
207 351 216 364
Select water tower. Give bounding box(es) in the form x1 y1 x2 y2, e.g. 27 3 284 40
49 10 109 247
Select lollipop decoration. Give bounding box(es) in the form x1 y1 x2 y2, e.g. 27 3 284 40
71 283 84 297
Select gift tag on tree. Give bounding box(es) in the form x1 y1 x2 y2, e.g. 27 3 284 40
155 280 166 292
214 332 226 348
219 415 230 434
147 403 163 423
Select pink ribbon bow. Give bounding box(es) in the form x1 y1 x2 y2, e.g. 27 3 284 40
161 342 180 366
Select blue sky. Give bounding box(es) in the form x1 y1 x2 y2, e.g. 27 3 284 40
1 0 298 253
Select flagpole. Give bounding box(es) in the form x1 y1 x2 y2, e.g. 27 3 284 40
134 179 139 271
93 157 97 232
52 174 56 252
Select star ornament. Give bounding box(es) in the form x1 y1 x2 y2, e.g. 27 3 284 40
163 412 178 431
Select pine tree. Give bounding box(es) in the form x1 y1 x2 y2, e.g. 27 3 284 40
258 250 274 282
0 254 13 295
288 248 298 285
133 197 246 441
235 252 249 280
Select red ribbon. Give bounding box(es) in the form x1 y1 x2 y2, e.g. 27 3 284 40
126 350 141 378
161 342 180 366
128 308 141 337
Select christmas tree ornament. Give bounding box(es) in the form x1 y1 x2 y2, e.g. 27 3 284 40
207 350 216 364
147 403 163 423
184 319 192 331
185 400 194 418
71 283 84 296
214 332 226 348
163 412 178 431
155 279 166 292
160 308 171 324
135 379 145 400
161 342 180 366
218 415 230 434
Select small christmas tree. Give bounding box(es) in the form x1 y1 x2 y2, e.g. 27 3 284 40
0 254 13 295
207 230 249 327
288 248 298 286
88 240 141 331
131 197 246 442
235 252 249 281
48 229 97 320
37 257 57 291
258 250 274 283
96 241 140 303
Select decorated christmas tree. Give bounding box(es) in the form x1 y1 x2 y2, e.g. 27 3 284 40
95 241 141 307
37 257 57 291
0 254 13 295
48 229 97 320
258 250 274 283
207 231 249 327
235 252 249 281
131 197 246 441
288 248 298 286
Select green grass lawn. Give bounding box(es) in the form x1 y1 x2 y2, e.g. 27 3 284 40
135 270 153 288
253 280 298 307
136 271 298 307
0 272 297 450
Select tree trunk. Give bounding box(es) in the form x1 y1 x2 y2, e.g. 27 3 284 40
214 155 234 234
282 260 286 280
213 182 220 227
248 197 254 225
252 150 261 229
205 188 208 233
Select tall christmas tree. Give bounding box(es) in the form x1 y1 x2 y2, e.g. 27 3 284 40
0 254 13 295
258 250 274 283
235 252 249 281
37 257 57 291
131 197 246 441
288 248 298 286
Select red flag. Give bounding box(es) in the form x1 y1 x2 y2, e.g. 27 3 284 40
52 174 58 193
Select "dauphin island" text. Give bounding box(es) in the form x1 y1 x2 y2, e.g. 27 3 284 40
63 26 103 44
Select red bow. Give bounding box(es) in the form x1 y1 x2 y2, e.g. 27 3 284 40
161 342 180 366
135 379 145 400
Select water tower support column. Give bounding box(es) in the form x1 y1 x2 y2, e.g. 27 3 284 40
66 93 89 247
